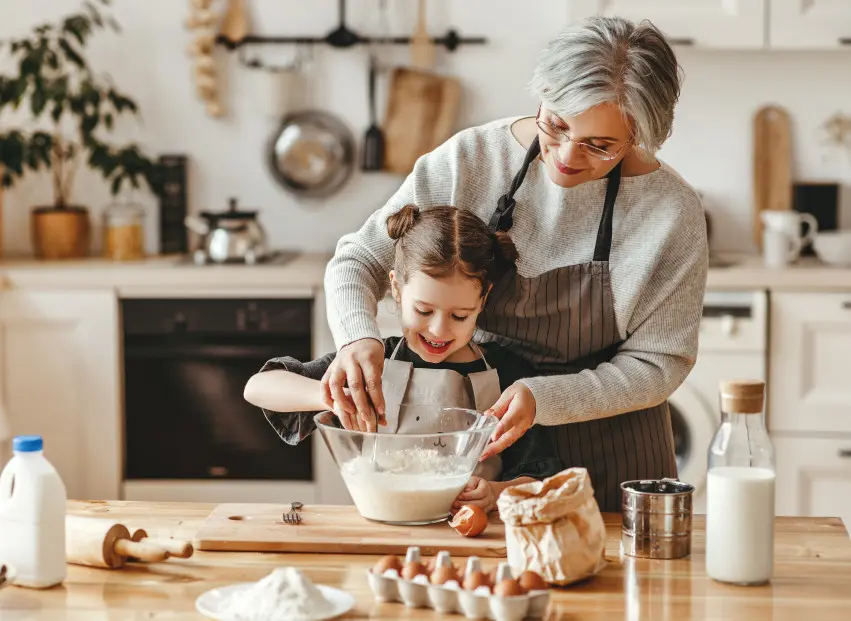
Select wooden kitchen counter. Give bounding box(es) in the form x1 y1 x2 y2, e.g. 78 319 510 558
0 501 848 621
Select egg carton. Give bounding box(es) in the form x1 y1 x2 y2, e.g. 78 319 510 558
366 547 550 621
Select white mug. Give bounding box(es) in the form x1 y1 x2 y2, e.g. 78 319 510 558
760 211 819 265
763 228 802 267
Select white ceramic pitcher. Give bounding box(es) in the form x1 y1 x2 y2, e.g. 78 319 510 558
760 211 818 267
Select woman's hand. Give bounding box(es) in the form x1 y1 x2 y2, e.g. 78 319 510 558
479 382 537 461
332 395 367 432
453 476 496 514
320 338 386 432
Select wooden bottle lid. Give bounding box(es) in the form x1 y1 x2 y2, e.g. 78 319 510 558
719 379 765 414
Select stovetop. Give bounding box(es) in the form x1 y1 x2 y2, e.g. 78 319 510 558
175 250 301 266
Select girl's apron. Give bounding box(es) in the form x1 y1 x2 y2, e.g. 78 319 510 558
378 340 503 479
477 136 677 512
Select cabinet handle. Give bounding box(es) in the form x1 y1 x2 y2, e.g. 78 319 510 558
839 449 851 458
843 301 851 310
669 38 695 46
840 38 851 46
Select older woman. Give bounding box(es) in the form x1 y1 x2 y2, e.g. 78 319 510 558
320 16 708 511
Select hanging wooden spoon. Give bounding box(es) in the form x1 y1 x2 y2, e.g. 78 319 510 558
410 0 435 70
220 0 249 44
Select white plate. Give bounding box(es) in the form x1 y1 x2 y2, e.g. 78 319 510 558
195 582 355 621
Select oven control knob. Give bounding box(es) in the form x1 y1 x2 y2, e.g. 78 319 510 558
172 311 187 332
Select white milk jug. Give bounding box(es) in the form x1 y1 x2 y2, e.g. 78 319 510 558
0 435 67 588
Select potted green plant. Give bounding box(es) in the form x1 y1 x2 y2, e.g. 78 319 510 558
0 0 161 260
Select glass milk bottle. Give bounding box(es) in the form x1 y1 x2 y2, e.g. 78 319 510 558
705 380 775 585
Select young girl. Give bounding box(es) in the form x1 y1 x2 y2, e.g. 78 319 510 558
244 205 557 513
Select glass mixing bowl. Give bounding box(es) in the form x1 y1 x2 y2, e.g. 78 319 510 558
314 406 498 525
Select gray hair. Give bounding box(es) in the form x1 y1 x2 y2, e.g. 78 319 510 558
530 16 683 155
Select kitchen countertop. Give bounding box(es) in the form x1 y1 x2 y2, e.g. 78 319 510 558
0 253 334 293
706 254 851 291
0 501 847 620
0 252 849 293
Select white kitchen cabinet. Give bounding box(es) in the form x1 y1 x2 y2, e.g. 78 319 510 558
568 0 766 49
0 291 121 500
769 0 851 49
769 292 851 433
773 436 851 524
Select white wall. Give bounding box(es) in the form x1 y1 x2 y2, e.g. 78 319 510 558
2 0 850 257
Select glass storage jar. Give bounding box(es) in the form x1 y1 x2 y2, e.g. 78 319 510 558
102 200 145 261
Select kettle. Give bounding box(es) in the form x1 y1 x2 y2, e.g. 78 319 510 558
184 198 268 264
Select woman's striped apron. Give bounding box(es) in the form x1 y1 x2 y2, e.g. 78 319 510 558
476 136 677 512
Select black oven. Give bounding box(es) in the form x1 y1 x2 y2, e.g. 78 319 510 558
122 298 313 482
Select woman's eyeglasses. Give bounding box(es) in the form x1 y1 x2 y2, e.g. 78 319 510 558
535 107 631 162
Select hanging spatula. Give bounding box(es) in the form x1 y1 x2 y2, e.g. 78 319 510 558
362 54 385 171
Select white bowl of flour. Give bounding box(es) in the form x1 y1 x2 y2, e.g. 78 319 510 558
315 408 498 525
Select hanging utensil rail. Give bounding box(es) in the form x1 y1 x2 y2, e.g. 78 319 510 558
216 0 486 52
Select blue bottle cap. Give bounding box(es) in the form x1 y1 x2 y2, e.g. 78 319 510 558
13 435 43 452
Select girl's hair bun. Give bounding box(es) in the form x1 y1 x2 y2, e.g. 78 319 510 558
386 204 421 240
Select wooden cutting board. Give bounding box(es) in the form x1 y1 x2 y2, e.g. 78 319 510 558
193 504 508 557
753 105 793 249
383 67 460 175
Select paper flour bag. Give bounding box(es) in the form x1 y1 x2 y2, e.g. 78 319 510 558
496 467 607 585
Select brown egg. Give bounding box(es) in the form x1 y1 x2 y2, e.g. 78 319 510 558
372 554 402 575
401 561 428 581
463 570 491 592
518 570 548 592
448 505 489 538
494 578 527 597
430 565 459 585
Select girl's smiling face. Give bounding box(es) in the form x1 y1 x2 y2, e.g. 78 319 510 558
390 269 489 363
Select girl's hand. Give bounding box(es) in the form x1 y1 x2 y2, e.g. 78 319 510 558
479 382 536 461
453 476 496 514
320 338 386 432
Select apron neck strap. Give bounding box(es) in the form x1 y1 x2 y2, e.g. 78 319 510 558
390 338 405 360
592 161 623 262
489 135 541 233
489 129 625 263
467 342 492 369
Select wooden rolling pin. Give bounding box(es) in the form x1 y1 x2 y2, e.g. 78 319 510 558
66 516 174 569
132 529 194 559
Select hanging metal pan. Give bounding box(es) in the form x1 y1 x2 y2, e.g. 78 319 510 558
268 110 355 199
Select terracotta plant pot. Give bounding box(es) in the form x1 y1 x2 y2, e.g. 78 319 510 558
31 205 90 260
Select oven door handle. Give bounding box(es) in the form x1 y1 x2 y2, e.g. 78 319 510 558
124 344 284 358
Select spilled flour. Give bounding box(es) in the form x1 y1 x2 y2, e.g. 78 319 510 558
341 447 470 523
217 567 334 621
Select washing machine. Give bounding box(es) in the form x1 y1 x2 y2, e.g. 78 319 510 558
669 289 768 512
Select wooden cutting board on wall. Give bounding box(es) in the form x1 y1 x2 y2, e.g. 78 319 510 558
753 105 793 249
383 68 461 176
194 503 508 557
